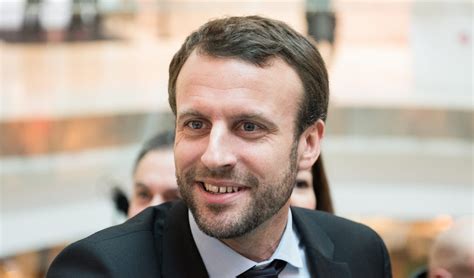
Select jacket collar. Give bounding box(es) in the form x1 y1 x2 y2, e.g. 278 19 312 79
291 207 352 277
160 201 208 278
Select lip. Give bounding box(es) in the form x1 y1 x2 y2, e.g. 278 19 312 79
194 180 249 205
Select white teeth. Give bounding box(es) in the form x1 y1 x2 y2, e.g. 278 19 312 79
209 184 219 193
203 183 240 194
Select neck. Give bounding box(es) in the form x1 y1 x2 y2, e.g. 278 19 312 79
220 203 290 262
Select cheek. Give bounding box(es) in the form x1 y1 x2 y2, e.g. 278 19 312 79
306 194 316 209
174 140 204 170
128 203 143 218
290 192 300 203
290 189 316 209
239 143 290 178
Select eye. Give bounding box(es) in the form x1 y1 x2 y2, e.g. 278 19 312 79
187 120 204 129
135 190 152 201
295 181 309 189
182 119 210 136
238 121 263 133
242 122 257 132
235 121 266 139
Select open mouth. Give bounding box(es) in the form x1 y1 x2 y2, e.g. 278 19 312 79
199 182 243 194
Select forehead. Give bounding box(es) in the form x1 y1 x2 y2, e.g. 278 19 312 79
175 52 303 117
134 149 177 191
136 149 175 173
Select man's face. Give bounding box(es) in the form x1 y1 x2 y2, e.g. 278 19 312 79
128 149 179 218
174 52 306 239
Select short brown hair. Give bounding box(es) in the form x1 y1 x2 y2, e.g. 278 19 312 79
168 15 329 136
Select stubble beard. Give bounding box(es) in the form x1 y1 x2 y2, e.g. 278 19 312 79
176 142 298 239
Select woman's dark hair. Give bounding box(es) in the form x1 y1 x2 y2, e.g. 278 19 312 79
312 154 334 213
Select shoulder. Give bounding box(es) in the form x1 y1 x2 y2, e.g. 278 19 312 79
47 201 181 278
72 200 175 246
292 207 382 243
292 207 392 277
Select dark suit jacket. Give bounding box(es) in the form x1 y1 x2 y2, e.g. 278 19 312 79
47 200 392 278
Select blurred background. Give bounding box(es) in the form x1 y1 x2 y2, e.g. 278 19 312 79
0 0 472 277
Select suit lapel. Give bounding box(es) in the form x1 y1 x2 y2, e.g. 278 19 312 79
292 207 352 278
160 201 208 278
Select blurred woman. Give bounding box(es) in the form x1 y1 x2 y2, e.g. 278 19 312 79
290 154 334 213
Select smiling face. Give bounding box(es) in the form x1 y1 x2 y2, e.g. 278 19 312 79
174 52 322 239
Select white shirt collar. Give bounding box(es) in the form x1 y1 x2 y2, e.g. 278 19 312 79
189 208 303 278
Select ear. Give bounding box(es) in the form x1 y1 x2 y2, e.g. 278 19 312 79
297 119 325 171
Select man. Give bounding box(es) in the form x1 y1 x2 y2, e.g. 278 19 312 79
111 130 178 218
127 130 178 218
411 218 474 278
47 16 392 277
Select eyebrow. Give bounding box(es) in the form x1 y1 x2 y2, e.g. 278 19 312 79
134 182 150 190
176 109 206 122
230 113 278 131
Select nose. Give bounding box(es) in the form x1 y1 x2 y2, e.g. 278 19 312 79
200 124 237 170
